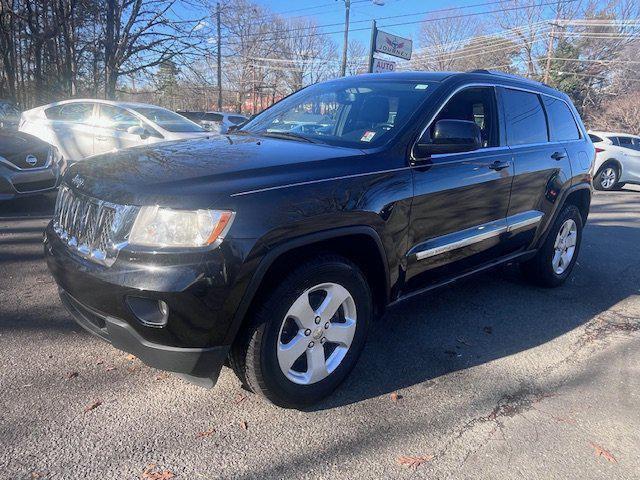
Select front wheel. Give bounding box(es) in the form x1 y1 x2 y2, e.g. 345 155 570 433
230 255 371 408
520 204 583 287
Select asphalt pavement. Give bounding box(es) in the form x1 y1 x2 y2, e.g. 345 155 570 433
1 188 639 479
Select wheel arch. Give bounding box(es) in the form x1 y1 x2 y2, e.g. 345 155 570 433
225 226 390 344
597 158 623 177
535 183 591 249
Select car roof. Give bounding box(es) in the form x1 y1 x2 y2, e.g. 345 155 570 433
37 98 171 110
589 130 640 139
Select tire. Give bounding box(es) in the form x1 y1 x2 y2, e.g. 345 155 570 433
520 204 583 288
594 163 620 191
230 255 372 408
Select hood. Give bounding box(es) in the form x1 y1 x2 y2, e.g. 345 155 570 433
0 131 51 169
65 134 366 207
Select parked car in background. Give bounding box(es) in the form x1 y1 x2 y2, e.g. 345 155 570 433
0 129 61 200
0 99 21 130
20 100 212 166
45 71 594 407
177 110 248 133
588 131 640 190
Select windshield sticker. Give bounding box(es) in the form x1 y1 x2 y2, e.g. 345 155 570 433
415 84 429 90
361 131 376 142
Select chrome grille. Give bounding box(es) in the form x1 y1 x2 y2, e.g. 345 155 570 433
53 186 134 266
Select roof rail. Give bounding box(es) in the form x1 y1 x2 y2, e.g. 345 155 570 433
466 69 550 87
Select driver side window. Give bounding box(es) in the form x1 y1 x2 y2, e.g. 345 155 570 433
432 87 499 148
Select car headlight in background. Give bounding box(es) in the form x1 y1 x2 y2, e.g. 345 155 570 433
128 207 234 248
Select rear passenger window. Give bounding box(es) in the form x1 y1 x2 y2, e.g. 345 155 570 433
588 134 603 143
542 97 580 141
45 103 94 123
502 89 548 146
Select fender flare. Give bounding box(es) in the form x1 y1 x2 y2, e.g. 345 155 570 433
225 226 390 344
535 182 592 248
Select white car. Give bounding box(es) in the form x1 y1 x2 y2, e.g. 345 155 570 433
177 111 248 134
589 131 640 190
20 99 212 165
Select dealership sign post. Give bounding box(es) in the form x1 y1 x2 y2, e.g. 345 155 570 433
367 20 412 73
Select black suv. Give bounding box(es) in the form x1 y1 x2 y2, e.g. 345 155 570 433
45 71 594 407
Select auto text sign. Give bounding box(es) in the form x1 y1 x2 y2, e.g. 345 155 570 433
374 30 412 60
372 57 396 73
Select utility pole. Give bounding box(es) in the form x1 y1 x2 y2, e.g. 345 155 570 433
543 24 556 84
367 20 377 73
340 0 350 77
216 1 223 110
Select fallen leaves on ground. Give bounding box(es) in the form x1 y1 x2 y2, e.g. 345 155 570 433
141 464 175 480
156 372 170 381
125 354 136 361
105 366 116 372
66 371 79 380
240 420 248 430
127 365 139 373
397 455 433 469
390 392 402 402
83 400 102 413
96 359 104 365
234 394 247 404
196 428 216 438
590 442 617 463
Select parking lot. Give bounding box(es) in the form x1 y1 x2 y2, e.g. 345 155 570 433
1 188 639 479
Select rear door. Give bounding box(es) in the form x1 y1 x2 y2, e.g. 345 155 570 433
500 88 573 254
44 102 97 161
405 86 514 291
618 136 640 182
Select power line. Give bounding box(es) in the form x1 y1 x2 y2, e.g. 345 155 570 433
223 0 577 47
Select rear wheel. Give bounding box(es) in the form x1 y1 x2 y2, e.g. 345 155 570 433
520 204 583 287
594 163 620 191
230 255 371 408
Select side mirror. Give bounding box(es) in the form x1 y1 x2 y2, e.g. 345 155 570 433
127 125 149 139
414 119 482 158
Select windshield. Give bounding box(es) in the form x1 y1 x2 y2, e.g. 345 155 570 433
240 79 438 147
0 103 20 121
132 107 205 133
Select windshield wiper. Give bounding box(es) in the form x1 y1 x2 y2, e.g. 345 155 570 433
260 131 317 143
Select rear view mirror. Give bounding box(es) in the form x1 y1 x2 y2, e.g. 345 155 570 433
414 119 482 158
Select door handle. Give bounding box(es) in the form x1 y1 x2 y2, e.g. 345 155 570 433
489 160 510 171
551 151 566 161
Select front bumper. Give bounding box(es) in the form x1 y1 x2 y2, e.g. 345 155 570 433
44 221 253 387
59 289 229 386
0 162 60 200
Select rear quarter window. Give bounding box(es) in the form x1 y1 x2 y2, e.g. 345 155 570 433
542 96 580 141
588 134 603 143
502 89 548 146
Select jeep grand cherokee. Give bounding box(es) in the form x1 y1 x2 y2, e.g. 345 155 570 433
44 71 594 408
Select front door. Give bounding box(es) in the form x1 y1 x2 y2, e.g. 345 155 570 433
405 86 514 292
93 104 150 156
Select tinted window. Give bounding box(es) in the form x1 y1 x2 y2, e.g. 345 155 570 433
131 107 204 133
228 115 247 125
543 96 580 141
97 104 142 131
608 136 620 146
45 103 94 123
203 113 224 122
633 138 640 151
588 134 603 143
432 87 499 147
618 136 633 148
502 89 548 146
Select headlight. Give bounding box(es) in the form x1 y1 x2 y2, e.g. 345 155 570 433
128 206 234 248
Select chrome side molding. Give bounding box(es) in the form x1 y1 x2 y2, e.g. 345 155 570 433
413 210 544 261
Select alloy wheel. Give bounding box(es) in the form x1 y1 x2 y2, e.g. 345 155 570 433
600 167 617 189
276 282 357 385
552 219 578 275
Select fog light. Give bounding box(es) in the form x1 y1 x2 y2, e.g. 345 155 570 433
126 296 169 327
